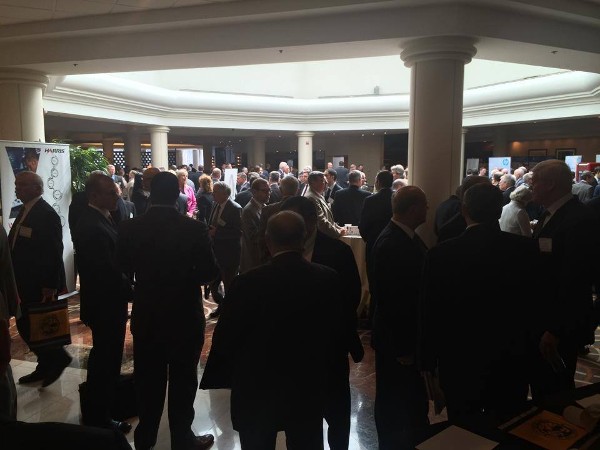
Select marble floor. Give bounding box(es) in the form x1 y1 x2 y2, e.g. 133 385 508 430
9 294 600 449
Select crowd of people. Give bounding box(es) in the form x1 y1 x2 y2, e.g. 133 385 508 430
1 157 599 450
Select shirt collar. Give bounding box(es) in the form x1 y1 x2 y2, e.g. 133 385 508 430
23 195 42 211
391 218 414 238
88 203 111 220
545 193 573 217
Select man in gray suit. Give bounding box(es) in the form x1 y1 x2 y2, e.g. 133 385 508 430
208 182 242 318
304 171 346 239
240 178 270 273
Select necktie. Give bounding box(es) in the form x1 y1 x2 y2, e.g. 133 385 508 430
211 204 221 226
9 206 26 250
533 210 550 238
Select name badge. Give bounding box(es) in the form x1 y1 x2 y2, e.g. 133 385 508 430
539 237 552 253
19 226 33 238
218 218 227 226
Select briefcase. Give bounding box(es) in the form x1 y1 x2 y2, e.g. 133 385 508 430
79 373 138 421
27 299 71 350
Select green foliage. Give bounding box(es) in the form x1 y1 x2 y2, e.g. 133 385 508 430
69 145 108 193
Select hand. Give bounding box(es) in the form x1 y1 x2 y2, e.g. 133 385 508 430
539 331 559 362
339 227 347 236
41 288 57 303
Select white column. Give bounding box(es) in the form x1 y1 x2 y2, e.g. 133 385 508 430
461 128 468 181
124 127 142 169
149 126 170 169
0 69 48 142
297 131 314 171
175 149 184 167
193 149 200 168
251 136 266 169
401 36 477 246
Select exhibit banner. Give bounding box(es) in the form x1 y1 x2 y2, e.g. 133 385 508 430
224 168 238 201
488 157 511 173
0 140 75 290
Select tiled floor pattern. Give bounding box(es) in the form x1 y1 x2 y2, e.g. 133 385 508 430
9 295 600 449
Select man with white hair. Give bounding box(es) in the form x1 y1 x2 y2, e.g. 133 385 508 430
514 167 527 187
10 171 70 387
390 164 405 180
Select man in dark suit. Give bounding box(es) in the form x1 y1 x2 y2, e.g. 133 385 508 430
201 211 345 450
117 172 218 450
420 183 538 420
529 159 599 399
433 186 461 237
359 170 394 325
335 161 349 188
324 168 342 204
10 171 71 387
267 171 281 204
280 196 363 450
370 186 430 448
234 172 259 208
332 170 371 226
208 181 242 318
108 164 126 191
73 173 132 433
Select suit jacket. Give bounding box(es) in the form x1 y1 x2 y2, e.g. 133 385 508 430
9 199 65 304
335 166 349 188
117 207 218 342
305 189 343 239
200 252 344 431
240 199 263 273
196 192 214 224
268 184 282 204
502 186 516 205
371 221 426 358
535 197 599 345
73 206 130 325
209 199 242 271
358 187 392 257
0 227 19 321
111 197 136 225
312 231 364 363
234 189 252 208
572 181 593 203
436 212 467 244
332 185 371 226
434 194 461 236
324 182 342 203
419 223 539 397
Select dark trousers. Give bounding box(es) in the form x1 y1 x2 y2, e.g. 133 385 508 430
16 305 70 375
374 351 429 450
133 336 203 450
238 416 324 450
529 338 578 401
209 263 238 305
324 358 351 450
82 316 127 426
2 420 132 450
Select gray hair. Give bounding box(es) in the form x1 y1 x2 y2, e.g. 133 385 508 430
509 185 533 204
213 181 231 196
280 175 299 196
391 164 405 179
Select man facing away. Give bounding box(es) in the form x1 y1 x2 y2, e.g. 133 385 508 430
370 186 430 448
73 173 133 433
10 171 71 387
118 172 219 450
201 211 345 450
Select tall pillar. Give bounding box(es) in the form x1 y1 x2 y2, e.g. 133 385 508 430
124 127 142 169
251 136 266 169
297 131 314 171
493 127 508 156
193 149 200 168
461 128 468 180
202 144 213 170
0 69 48 142
102 137 117 164
401 36 476 246
149 126 169 169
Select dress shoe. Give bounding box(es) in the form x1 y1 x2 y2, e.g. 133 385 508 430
18 370 46 384
192 434 214 449
111 419 132 434
41 355 73 387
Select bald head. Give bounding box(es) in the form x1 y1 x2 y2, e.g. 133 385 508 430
142 167 160 191
265 211 306 255
15 171 43 203
531 160 573 207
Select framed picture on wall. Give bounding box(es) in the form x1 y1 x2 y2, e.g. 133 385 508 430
528 149 547 157
556 148 576 160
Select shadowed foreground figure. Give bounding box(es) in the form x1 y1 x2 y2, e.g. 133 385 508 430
118 171 219 450
202 211 346 450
